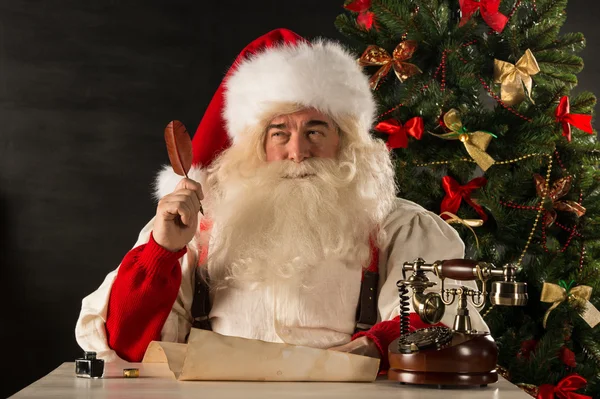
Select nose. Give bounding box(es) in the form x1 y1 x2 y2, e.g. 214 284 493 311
287 133 311 163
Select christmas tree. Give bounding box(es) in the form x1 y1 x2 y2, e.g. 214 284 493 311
337 0 600 397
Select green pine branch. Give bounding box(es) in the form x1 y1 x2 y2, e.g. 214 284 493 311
334 15 373 50
535 32 586 53
577 334 600 372
413 0 449 38
537 53 583 75
370 0 414 38
570 91 597 113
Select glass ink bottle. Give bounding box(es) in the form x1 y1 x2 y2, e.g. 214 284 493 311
75 351 104 379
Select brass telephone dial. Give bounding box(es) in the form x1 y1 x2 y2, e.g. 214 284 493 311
388 258 528 387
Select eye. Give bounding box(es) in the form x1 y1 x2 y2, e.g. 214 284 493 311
307 130 323 137
271 131 285 138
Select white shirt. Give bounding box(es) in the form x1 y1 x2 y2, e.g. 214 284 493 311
75 198 488 361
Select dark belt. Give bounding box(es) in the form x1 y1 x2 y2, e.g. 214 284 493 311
354 270 379 333
191 267 212 331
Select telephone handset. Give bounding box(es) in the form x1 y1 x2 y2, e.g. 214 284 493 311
388 258 528 387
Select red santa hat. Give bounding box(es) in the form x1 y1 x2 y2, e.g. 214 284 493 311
154 28 375 199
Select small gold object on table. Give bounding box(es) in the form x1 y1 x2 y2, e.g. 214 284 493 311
123 368 140 378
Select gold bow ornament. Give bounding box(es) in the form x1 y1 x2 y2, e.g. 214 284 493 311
431 109 496 171
493 49 540 106
540 281 600 328
534 174 586 227
358 40 422 90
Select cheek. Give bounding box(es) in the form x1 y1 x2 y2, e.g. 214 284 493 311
319 134 340 158
265 144 285 162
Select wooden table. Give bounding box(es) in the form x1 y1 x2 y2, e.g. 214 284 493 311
11 362 533 398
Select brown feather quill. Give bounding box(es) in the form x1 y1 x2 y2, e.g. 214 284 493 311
164 120 193 178
164 120 203 215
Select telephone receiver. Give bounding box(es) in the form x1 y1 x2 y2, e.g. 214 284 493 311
388 258 528 387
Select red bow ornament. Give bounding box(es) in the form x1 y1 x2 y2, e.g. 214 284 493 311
375 117 424 149
459 0 508 33
537 374 591 399
555 96 594 142
440 176 488 222
344 0 375 30
533 174 586 227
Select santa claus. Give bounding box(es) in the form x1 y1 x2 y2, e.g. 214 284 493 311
75 28 487 370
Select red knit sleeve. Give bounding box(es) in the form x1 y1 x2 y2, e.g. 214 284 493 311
352 313 445 372
105 232 187 362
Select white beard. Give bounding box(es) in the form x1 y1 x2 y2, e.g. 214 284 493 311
202 158 378 288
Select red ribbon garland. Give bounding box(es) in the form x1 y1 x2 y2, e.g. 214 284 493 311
375 117 424 149
440 176 488 222
344 0 375 30
555 96 594 142
459 0 508 33
537 373 591 399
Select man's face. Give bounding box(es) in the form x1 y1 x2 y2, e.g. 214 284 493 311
264 108 340 162
207 106 396 286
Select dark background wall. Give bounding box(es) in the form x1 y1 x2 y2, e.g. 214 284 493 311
0 1 597 397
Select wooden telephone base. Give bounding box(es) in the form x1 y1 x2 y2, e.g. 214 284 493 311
388 330 499 387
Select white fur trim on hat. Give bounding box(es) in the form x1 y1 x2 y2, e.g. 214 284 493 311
153 165 209 200
223 39 376 142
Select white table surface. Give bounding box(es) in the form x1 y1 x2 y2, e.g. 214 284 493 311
11 361 533 398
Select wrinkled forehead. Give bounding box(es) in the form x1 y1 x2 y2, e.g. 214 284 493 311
267 107 337 128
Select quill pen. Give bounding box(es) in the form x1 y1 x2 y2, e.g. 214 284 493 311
164 120 203 215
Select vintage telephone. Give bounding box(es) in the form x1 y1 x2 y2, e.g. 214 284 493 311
388 258 528 387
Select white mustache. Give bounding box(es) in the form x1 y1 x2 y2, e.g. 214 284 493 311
273 159 334 179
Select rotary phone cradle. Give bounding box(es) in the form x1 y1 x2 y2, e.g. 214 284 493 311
388 258 528 387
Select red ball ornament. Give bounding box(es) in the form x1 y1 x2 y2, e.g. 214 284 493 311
518 339 538 360
438 116 446 128
559 346 577 368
